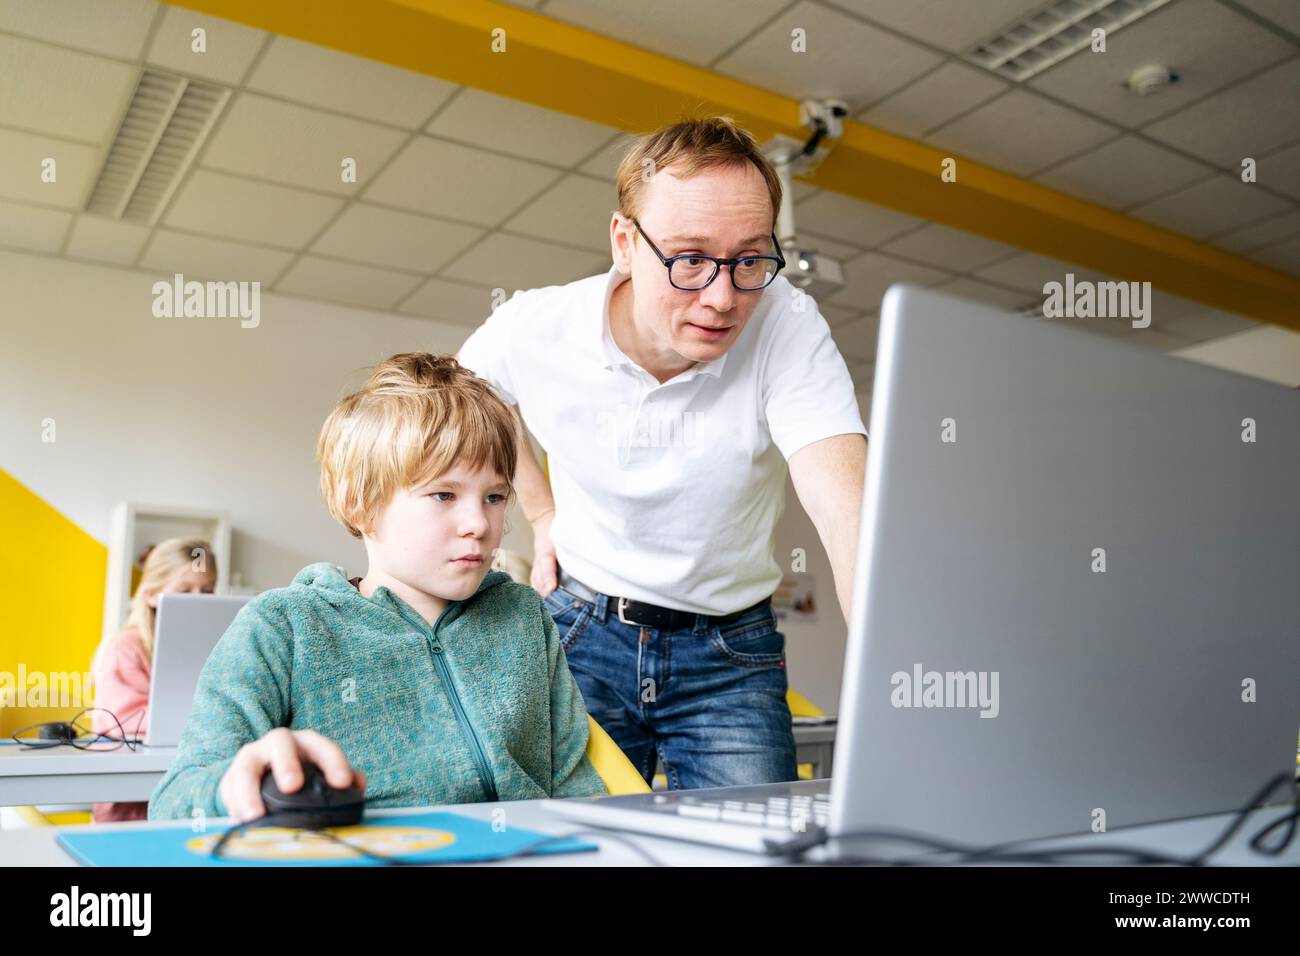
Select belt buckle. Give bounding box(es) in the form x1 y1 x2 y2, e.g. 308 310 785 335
616 596 637 626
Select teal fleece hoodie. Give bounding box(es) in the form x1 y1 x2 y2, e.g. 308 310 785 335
149 562 606 819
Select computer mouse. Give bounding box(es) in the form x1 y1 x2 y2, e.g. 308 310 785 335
259 761 365 829
38 722 78 741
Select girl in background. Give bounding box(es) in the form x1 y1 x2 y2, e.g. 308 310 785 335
89 537 217 822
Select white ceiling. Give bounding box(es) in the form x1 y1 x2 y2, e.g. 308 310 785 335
1 0 1297 399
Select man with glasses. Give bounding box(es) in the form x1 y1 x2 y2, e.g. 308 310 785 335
458 116 867 790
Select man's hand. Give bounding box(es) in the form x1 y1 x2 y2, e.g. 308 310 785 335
218 728 366 823
530 511 558 597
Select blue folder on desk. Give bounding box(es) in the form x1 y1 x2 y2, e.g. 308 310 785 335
58 811 597 866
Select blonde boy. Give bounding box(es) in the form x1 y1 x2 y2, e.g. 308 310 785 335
150 353 606 821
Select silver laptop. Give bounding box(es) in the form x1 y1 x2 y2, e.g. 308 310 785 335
543 283 1300 856
144 593 249 746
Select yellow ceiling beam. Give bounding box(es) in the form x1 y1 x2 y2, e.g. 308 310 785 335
173 0 1300 327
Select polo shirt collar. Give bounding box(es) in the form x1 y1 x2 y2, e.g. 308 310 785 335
598 266 729 381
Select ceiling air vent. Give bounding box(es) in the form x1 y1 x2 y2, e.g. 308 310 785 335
84 70 230 224
968 0 1174 82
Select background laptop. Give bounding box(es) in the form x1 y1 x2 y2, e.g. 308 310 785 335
543 283 1300 856
144 593 249 746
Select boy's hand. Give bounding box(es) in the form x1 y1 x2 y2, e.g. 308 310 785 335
530 512 558 598
219 728 366 823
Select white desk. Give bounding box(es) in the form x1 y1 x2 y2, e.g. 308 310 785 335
2 785 1296 867
0 745 177 808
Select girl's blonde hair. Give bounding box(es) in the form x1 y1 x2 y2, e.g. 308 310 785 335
317 353 518 538
116 537 217 660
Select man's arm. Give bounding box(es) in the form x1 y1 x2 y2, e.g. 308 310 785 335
787 433 868 626
508 404 560 596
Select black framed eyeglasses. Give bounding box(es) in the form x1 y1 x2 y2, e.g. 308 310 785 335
631 218 786 292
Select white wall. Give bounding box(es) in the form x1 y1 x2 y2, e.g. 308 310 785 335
0 249 534 592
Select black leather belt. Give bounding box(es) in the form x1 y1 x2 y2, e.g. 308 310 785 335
558 569 770 630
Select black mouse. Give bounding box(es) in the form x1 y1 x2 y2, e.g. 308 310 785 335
38 722 78 741
259 761 365 829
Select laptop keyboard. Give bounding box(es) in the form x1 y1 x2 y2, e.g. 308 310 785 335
674 791 830 829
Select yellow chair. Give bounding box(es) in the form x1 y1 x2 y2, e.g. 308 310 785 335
10 806 92 826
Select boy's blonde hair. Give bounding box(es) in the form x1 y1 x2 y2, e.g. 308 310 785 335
318 353 518 538
615 116 783 225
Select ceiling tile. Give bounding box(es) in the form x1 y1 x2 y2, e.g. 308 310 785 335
828 251 950 311
503 174 617 253
858 61 1007 139
426 88 619 167
1160 309 1257 342
933 277 1036 310
162 169 344 247
1149 290 1205 321
543 0 792 67
441 232 608 291
1109 326 1201 351
1255 139 1300 201
1128 174 1292 240
715 1 943 109
200 93 407 196
145 6 267 84
826 0 1049 52
0 0 157 59
64 215 151 265
974 251 1109 294
830 313 881 361
927 89 1119 176
793 190 925 248
399 277 497 325
138 228 294 284
0 198 72 253
577 133 636 182
1249 235 1300 277
1143 58 1300 167
0 126 99 209
245 35 458 129
311 203 484 273
1211 207 1300 254
795 229 866 262
1236 0 1300 36
1033 135 1213 210
362 136 561 226
1029 0 1295 129
817 301 865 327
878 223 1021 272
275 255 424 310
0 34 139 143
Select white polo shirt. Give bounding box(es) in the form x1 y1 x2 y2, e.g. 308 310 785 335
458 266 866 616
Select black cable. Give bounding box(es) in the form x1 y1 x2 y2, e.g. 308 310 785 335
764 770 1300 866
11 708 142 752
208 815 667 867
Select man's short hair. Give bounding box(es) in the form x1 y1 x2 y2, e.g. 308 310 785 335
616 115 783 226
317 353 517 537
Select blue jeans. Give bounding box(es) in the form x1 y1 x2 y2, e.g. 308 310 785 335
543 583 797 790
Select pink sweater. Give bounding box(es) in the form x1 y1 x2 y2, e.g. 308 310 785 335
89 628 152 822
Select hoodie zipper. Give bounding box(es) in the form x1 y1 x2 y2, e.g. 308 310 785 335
393 602 499 802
